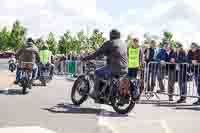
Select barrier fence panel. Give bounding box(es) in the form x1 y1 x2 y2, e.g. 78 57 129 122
144 62 200 99
59 60 107 77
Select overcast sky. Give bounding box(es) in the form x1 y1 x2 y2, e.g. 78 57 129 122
0 0 200 47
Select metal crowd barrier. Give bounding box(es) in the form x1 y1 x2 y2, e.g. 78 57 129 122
54 60 106 77
144 61 200 100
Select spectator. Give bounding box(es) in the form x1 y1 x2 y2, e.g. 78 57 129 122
144 40 157 92
156 41 176 101
188 42 200 105
174 42 188 103
128 36 142 79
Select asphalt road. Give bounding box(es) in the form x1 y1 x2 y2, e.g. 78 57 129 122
0 59 200 133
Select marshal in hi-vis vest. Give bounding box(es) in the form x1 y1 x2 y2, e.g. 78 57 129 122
39 50 51 64
128 48 140 68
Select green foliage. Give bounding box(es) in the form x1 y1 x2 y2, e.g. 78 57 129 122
10 20 27 51
34 37 45 50
126 34 133 47
89 29 106 50
160 31 176 48
46 32 58 55
0 27 11 51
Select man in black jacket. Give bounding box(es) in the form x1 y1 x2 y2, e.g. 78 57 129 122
144 40 156 92
82 29 128 99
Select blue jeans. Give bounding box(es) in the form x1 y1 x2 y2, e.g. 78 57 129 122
95 66 112 79
93 66 112 95
131 80 140 97
195 74 200 96
128 68 138 79
16 64 38 81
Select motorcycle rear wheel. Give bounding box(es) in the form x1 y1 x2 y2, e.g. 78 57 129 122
110 80 136 114
22 81 27 95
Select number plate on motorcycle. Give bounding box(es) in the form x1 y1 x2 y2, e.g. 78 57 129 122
43 72 49 77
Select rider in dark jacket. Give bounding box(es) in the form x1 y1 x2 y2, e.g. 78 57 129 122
14 38 40 84
82 29 128 99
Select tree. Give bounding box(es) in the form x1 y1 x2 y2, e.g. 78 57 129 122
126 34 132 47
10 20 27 51
46 32 58 55
89 29 106 50
77 30 87 53
0 26 11 51
160 31 176 48
58 31 71 54
34 37 45 50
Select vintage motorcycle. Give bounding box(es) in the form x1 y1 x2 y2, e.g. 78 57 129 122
37 63 52 86
71 61 138 114
18 62 33 94
8 60 16 72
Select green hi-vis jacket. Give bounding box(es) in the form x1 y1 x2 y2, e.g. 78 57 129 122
128 47 140 68
39 50 51 64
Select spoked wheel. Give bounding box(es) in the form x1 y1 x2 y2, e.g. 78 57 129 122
71 76 90 105
111 93 135 114
111 80 136 114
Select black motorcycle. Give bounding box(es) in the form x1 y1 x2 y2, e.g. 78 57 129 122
71 61 137 114
19 62 33 94
38 63 52 86
8 60 16 72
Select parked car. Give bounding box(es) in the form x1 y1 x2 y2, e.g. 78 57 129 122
0 52 15 59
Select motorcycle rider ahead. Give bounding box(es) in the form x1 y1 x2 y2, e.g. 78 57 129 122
8 55 16 70
81 29 128 100
8 54 16 63
39 43 55 79
14 38 40 84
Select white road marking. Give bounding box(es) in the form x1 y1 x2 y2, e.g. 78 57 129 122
0 126 57 133
98 116 120 133
160 120 173 133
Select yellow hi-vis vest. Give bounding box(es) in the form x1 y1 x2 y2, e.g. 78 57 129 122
39 50 51 64
128 48 140 68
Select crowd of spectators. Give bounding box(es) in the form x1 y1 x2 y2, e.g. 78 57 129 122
52 38 200 104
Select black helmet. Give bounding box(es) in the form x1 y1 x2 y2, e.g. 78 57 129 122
27 37 34 43
26 37 34 47
110 29 120 40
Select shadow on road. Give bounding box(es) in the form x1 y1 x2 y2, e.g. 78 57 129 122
154 103 198 107
138 100 170 105
0 89 26 95
174 106 200 111
43 103 128 117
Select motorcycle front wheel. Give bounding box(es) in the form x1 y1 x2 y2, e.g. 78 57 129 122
71 76 90 105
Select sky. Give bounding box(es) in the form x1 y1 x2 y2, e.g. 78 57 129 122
0 0 200 48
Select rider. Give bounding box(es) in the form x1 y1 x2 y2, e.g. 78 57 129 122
14 38 40 84
81 29 128 99
8 54 16 70
39 43 55 79
8 54 16 63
